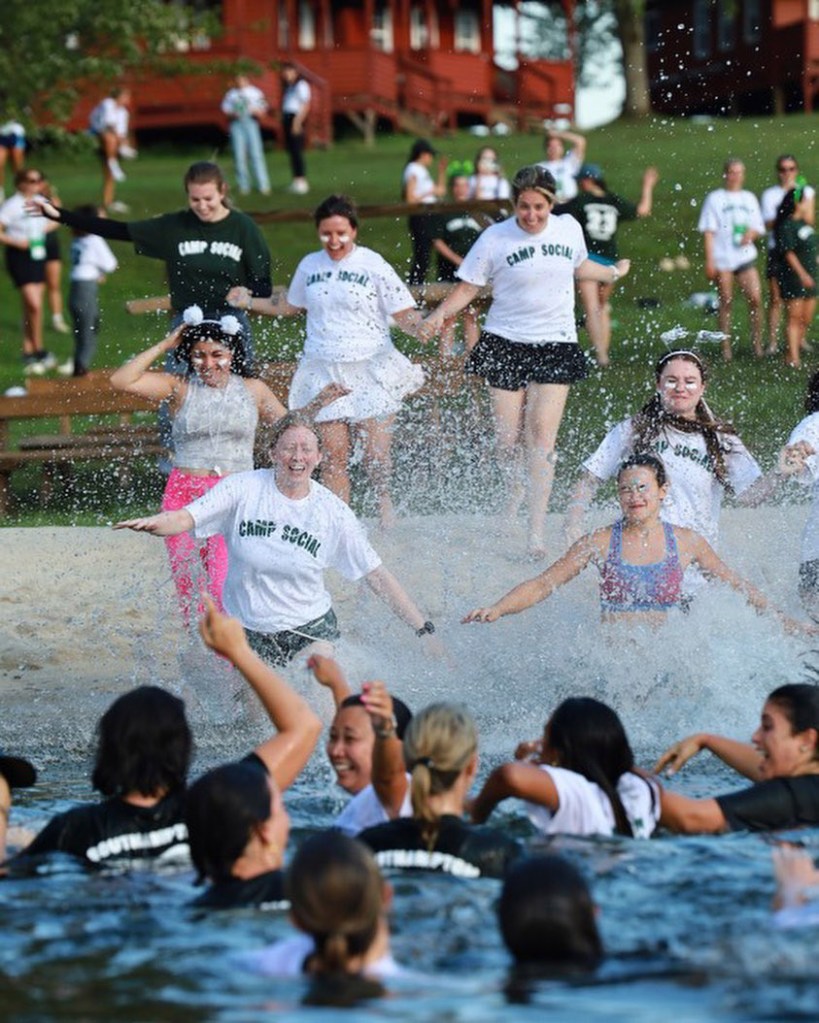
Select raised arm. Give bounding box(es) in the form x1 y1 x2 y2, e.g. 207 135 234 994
198 598 321 790
109 327 186 402
463 535 598 623
654 732 763 781
551 129 586 163
361 680 408 819
470 761 558 824
306 653 352 707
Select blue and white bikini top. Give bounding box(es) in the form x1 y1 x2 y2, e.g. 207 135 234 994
599 519 684 613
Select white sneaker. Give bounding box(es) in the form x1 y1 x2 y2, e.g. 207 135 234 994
107 200 130 213
23 357 46 376
37 351 57 371
118 144 138 159
107 158 126 182
287 180 309 195
57 359 74 376
52 313 70 334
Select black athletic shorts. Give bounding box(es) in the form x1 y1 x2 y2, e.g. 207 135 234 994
466 331 589 390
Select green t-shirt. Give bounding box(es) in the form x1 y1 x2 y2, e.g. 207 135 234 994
776 218 818 299
558 191 637 261
128 209 272 313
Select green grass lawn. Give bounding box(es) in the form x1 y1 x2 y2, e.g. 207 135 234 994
2 114 817 523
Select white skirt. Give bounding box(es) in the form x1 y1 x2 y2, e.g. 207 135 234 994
288 347 425 422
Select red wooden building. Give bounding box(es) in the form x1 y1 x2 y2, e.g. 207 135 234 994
69 1 576 143
645 0 819 117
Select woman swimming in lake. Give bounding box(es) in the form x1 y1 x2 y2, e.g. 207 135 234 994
464 454 810 632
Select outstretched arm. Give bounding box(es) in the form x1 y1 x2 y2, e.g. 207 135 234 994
575 258 631 284
654 732 763 781
226 285 302 318
463 535 598 623
659 789 727 834
199 598 321 790
737 442 812 506
113 509 194 536
419 282 482 339
470 762 558 824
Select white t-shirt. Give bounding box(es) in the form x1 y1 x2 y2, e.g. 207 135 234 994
240 932 404 980
697 188 765 271
222 84 267 118
760 183 817 247
70 234 118 282
287 245 416 361
91 97 128 136
282 79 311 115
788 412 819 563
469 173 511 200
583 418 761 547
525 765 660 838
188 471 382 632
537 151 581 202
335 778 412 836
0 192 48 243
402 162 438 204
456 213 587 345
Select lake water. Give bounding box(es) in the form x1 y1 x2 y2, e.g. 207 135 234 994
2 512 818 1020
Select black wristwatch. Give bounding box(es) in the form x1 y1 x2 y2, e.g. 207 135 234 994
415 620 435 637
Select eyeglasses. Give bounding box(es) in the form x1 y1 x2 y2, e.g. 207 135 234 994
778 165 797 173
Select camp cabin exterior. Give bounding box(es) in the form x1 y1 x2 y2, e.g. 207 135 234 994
71 0 576 143
645 0 819 116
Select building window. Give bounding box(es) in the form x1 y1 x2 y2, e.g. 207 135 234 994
454 9 481 54
372 5 394 53
410 6 438 50
298 1 315 49
744 0 761 42
716 0 735 51
692 0 710 59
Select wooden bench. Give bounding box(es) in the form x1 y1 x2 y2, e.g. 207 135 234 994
0 357 474 516
0 374 168 515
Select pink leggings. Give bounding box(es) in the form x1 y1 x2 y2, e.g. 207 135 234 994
161 469 228 626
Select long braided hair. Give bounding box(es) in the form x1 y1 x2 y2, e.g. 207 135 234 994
630 350 737 492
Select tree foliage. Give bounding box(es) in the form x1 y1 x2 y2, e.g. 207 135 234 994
0 0 219 126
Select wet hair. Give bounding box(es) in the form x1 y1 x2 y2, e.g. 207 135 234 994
183 161 228 194
511 165 556 203
314 194 359 230
617 453 667 489
287 832 385 977
339 694 413 739
403 702 478 850
499 854 603 970
544 697 639 837
186 761 271 883
91 686 192 798
630 350 737 491
767 685 819 753
268 411 323 454
804 370 819 414
174 316 252 378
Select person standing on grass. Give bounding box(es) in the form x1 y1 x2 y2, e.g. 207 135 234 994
697 158 765 361
402 138 447 286
221 74 271 196
773 187 817 370
536 128 586 203
280 62 311 195
62 204 118 377
759 154 815 356
88 87 136 214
